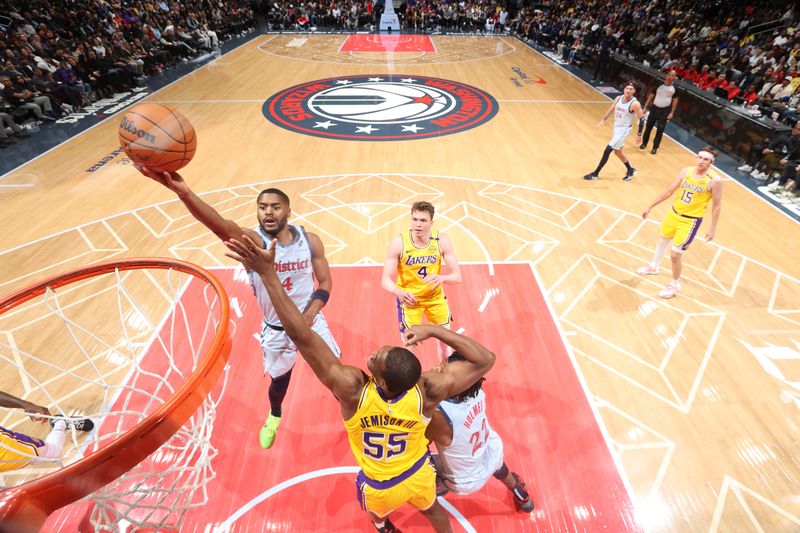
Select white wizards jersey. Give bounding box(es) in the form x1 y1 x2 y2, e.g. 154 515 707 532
249 225 315 327
438 389 500 485
614 96 637 129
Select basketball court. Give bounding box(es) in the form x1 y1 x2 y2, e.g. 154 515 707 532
1 33 800 532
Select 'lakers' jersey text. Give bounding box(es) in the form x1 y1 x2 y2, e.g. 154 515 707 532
344 377 430 481
672 167 715 218
396 229 443 302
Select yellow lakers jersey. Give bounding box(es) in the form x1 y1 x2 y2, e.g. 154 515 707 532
672 167 715 218
397 229 443 302
0 426 41 472
344 377 430 481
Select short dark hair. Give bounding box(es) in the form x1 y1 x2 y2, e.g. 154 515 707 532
382 347 422 395
447 352 485 402
698 145 718 160
257 188 290 206
411 201 434 219
624 81 638 93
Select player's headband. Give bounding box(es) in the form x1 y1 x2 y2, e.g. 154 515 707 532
698 150 715 161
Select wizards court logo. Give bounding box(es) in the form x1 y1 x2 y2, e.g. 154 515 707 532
263 75 499 141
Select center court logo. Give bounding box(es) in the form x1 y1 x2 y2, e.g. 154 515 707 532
263 75 499 141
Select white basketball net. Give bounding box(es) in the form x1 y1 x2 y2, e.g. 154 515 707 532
0 265 230 530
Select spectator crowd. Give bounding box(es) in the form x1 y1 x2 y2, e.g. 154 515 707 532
1 0 798 201
0 0 256 147
506 0 799 201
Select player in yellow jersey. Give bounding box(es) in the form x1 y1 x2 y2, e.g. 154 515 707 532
0 390 93 472
636 147 724 298
225 236 495 533
381 202 461 359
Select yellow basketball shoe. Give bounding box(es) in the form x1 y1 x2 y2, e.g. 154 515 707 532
259 414 281 449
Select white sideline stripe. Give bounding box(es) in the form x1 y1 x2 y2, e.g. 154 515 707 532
219 466 476 530
497 99 609 103
149 99 264 103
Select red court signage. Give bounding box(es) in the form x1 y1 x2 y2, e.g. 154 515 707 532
263 75 499 141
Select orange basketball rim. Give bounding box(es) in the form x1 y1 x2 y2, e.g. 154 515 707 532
0 258 232 533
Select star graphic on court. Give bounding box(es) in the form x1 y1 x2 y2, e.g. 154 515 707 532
368 77 385 82
355 125 378 134
334 79 352 85
401 124 424 133
401 78 417 83
313 120 336 129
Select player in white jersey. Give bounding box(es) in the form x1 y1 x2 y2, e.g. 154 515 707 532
584 81 645 182
426 354 534 513
137 167 340 450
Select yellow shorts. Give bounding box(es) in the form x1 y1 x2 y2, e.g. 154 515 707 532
0 426 44 472
356 456 437 518
397 296 451 332
660 209 703 252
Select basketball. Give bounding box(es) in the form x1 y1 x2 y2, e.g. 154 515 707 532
118 103 197 172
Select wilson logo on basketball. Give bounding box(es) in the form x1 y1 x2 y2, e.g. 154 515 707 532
119 117 157 143
263 75 499 141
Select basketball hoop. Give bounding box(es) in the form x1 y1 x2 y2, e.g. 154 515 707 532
0 258 232 532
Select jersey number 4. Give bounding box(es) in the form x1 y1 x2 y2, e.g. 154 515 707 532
417 266 428 278
363 431 409 460
281 276 292 291
469 419 490 456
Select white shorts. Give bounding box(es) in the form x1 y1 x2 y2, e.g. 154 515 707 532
608 125 632 150
260 313 341 378
448 431 504 495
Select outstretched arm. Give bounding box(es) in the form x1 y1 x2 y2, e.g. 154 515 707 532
137 166 261 245
596 98 617 127
642 169 684 219
0 391 51 422
225 236 364 410
404 326 495 410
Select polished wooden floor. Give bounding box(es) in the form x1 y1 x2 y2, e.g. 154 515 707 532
1 34 800 532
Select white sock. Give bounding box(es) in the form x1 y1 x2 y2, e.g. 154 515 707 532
651 238 670 266
39 423 66 460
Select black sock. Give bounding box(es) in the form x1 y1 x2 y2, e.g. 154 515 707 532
268 367 293 418
624 161 632 171
594 145 613 174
